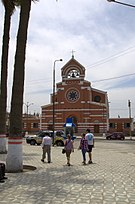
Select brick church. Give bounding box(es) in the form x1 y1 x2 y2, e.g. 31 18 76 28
41 56 109 135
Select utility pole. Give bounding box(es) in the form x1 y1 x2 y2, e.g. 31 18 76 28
128 100 132 140
24 102 33 133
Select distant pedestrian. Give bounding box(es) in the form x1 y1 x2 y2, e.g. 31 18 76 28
64 134 74 166
0 163 7 183
78 133 88 165
41 132 52 163
85 129 94 164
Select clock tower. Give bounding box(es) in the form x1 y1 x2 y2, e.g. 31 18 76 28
41 56 109 135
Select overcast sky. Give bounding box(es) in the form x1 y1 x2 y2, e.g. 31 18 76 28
0 0 135 119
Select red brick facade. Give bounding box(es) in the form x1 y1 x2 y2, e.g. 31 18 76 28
109 118 133 135
41 57 109 135
22 115 40 134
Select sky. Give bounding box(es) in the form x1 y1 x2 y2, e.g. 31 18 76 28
0 0 135 119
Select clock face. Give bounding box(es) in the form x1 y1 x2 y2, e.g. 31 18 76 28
66 89 80 102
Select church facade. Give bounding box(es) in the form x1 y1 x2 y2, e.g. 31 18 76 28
41 57 109 135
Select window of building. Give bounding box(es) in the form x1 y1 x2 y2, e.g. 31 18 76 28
33 123 38 128
94 95 101 102
124 123 130 128
109 123 115 128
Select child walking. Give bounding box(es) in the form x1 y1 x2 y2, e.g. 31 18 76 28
78 133 88 165
64 134 74 166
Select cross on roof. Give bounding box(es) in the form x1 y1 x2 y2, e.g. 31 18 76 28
71 50 75 59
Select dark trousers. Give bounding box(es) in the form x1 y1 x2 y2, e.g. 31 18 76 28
0 163 5 180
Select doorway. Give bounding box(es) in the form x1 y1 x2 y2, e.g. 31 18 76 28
94 125 99 133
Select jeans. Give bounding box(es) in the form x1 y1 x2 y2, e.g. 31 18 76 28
81 149 87 161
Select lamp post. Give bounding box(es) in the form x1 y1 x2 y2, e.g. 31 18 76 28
107 0 135 8
52 59 63 146
24 102 33 133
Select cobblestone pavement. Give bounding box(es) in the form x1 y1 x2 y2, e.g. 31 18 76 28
0 138 135 204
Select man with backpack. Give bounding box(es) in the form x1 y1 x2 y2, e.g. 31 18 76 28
85 129 94 164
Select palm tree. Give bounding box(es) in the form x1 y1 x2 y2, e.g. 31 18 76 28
0 0 15 153
6 0 38 172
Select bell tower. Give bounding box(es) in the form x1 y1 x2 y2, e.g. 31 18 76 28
61 56 85 82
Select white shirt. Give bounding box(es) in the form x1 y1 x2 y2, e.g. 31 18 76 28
85 133 94 145
42 136 52 147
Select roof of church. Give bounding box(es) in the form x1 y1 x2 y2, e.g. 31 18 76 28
61 56 85 71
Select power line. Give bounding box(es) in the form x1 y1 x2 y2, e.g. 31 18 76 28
87 45 135 69
20 45 135 86
92 72 135 83
7 65 135 87
7 72 135 87
19 45 135 86
26 73 135 88
7 45 135 87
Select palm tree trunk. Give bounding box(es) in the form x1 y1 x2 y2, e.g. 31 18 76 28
6 0 32 172
0 7 12 154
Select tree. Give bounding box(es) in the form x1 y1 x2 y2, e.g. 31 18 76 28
6 0 37 172
0 0 15 153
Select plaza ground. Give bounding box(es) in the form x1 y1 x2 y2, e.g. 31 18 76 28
0 138 135 204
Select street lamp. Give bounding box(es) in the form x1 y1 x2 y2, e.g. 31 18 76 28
24 102 33 132
107 0 135 8
52 59 63 146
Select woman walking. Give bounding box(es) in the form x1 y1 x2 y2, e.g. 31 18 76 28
78 133 88 165
64 134 74 166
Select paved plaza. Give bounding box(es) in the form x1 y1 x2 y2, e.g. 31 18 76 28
0 138 135 204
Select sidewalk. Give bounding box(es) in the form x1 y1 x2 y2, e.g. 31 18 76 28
0 139 135 204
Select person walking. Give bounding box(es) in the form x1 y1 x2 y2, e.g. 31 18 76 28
0 163 7 183
78 133 88 165
85 129 94 164
41 132 52 163
64 134 74 166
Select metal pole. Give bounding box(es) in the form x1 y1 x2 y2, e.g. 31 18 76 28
24 102 33 133
128 100 132 140
103 105 106 137
52 59 63 146
107 0 135 8
26 103 28 131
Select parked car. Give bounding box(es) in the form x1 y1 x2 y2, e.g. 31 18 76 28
26 130 65 146
106 132 125 140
